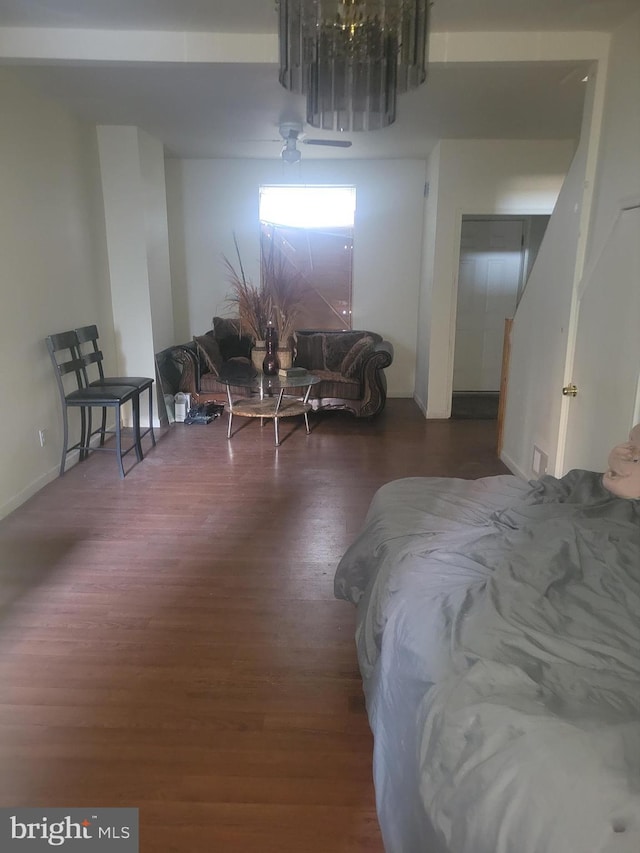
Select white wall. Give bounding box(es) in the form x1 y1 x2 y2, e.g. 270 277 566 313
419 139 576 418
165 158 427 397
139 130 175 354
562 10 640 468
414 144 441 414
587 13 640 268
98 127 154 378
502 10 640 477
500 140 587 477
0 70 113 519
97 126 174 426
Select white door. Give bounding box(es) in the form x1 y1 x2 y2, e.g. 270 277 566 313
453 219 525 392
560 204 640 472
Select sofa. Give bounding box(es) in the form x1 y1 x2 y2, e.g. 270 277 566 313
291 329 393 418
156 318 394 419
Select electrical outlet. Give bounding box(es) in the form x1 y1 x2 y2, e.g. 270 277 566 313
38 428 47 448
532 445 548 477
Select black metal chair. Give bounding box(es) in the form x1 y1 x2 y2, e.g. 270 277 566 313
46 331 143 479
75 324 156 457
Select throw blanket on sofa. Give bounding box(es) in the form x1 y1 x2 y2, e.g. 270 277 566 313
334 471 640 853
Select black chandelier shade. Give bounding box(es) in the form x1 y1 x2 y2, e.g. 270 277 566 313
278 0 430 131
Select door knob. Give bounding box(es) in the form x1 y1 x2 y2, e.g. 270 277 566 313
562 384 578 397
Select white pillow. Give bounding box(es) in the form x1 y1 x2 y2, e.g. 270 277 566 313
602 423 640 499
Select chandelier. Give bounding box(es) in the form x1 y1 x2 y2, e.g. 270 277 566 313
278 0 430 131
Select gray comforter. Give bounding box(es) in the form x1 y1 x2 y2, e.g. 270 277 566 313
334 471 640 853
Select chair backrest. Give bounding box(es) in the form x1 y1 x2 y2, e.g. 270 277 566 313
46 331 89 398
75 324 107 382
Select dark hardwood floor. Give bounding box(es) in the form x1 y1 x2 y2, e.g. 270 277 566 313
0 400 509 852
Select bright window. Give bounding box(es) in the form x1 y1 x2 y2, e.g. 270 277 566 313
259 186 355 331
259 186 356 228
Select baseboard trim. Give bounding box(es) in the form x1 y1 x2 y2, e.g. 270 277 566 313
0 432 110 520
500 448 529 481
0 465 60 521
413 393 427 416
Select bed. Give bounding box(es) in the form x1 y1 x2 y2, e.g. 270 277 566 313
334 470 640 853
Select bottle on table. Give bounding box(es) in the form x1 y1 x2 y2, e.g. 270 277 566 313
262 324 280 375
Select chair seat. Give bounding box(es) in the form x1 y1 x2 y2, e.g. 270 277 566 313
66 385 138 405
89 376 153 389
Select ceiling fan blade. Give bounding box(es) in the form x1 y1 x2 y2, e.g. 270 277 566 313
302 138 352 148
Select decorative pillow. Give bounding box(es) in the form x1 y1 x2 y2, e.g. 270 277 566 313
212 316 252 361
603 423 640 499
323 331 368 372
193 334 223 376
219 358 257 382
294 333 326 370
213 316 241 339
219 334 252 361
341 335 375 379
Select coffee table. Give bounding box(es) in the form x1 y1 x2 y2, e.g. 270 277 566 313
219 371 321 446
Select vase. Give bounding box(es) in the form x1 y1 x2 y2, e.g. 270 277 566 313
251 340 266 372
277 348 293 370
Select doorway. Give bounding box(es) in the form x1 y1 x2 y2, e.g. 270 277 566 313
451 215 549 419
560 202 640 473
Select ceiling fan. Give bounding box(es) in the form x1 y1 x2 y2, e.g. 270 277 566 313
279 122 352 163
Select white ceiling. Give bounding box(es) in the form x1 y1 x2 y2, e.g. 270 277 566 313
0 0 636 33
1 0 636 160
